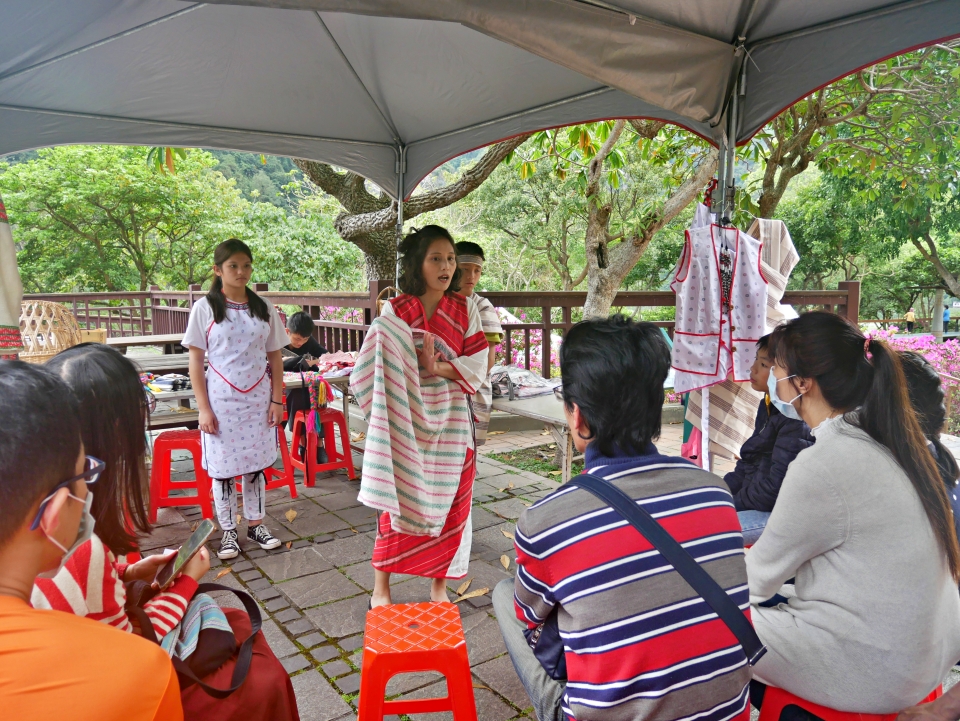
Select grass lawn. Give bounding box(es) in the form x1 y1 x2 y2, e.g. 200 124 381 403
488 443 584 479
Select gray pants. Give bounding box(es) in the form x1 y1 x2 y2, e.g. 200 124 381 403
213 471 266 531
492 579 567 721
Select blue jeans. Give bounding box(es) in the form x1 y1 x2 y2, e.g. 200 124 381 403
738 510 770 546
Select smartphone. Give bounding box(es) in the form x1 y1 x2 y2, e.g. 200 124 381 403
154 518 215 590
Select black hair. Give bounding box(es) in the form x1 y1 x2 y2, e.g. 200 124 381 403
559 315 670 456
207 238 271 324
900 351 960 493
286 311 315 338
398 225 462 296
756 334 771 351
769 311 960 579
0 361 82 549
455 241 486 261
47 344 151 555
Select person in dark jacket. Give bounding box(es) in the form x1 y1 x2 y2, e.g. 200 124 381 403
724 334 814 544
283 311 329 463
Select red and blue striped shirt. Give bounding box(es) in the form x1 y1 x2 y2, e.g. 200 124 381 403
513 443 752 721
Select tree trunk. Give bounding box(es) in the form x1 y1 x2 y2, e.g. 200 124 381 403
933 287 945 342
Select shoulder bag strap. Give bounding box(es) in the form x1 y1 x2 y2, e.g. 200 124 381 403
570 472 766 666
128 582 263 698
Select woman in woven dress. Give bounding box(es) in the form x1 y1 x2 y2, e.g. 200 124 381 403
183 239 287 560
368 225 488 607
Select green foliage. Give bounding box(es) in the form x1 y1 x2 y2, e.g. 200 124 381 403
208 150 299 210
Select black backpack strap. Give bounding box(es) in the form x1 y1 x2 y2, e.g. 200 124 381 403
128 582 263 698
570 473 766 666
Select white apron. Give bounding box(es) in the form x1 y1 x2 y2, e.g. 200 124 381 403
201 301 277 478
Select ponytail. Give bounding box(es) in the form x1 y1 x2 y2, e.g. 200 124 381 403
770 312 960 580
207 239 271 325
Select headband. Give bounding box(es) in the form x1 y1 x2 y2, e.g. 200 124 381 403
457 255 484 267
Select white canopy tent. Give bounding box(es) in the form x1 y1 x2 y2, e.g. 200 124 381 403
2 0 959 206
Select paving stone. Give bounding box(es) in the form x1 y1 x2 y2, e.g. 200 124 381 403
281 654 312 674
265 597 290 613
472 524 518 554
321 659 351 678
316 491 363 512
333 505 378 527
384 671 444 696
464 615 508 666
230 560 254 572
400 680 517 721
355 523 377 534
459 609 489 635
339 634 364 652
311 645 340 663
138 522 193 552
254 586 281 602
313 533 335 544
153 507 186 527
238 569 263 582
246 577 272 591
275 608 302 623
285 618 316 635
470 507 504 531
334 673 361 694
254 546 334 581
279 569 363 608
292 539 312 548
334 529 357 538
448 560 511 599
246 549 266 559
304 594 370 638
290 670 353 721
467 594 493 609
316 533 376 567
349 651 362 667
486 499 529 520
340 562 375 591
297 632 326 649
261 618 298 659
472 655 531 709
389 576 434 605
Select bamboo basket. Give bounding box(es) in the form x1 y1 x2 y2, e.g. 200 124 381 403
376 286 400 315
19 301 82 363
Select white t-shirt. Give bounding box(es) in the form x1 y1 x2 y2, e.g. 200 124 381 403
181 295 288 355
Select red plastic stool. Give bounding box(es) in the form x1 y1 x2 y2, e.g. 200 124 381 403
149 429 213 522
758 685 942 721
260 425 298 498
290 408 356 486
357 602 478 721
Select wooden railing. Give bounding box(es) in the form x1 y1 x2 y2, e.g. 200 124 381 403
24 280 860 378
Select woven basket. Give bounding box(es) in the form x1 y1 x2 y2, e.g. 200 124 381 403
376 286 400 315
19 301 82 363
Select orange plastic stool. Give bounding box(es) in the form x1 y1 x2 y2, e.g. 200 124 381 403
357 602 478 721
260 425 298 498
758 685 942 721
149 429 213 521
290 409 356 486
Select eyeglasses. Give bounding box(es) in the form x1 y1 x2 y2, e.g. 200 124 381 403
143 390 157 415
30 455 104 530
553 385 564 402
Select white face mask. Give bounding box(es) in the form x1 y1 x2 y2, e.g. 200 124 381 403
38 491 96 579
767 371 804 421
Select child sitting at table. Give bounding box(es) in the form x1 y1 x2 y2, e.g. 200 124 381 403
284 310 328 463
724 334 814 545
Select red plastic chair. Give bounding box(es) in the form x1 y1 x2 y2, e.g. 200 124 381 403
260 424 298 498
289 408 356 486
148 429 213 521
357 602 477 721
758 685 942 721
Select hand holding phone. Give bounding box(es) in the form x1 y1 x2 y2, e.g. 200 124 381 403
154 519 215 590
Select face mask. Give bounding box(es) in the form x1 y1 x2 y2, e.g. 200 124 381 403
38 491 96 579
767 372 804 421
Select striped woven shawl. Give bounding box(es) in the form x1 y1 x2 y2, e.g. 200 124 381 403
351 314 472 536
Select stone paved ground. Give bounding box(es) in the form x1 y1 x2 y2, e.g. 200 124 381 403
143 422 956 720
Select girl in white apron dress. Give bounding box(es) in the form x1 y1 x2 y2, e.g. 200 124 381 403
183 239 288 560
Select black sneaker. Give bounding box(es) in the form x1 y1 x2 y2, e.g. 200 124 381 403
316 445 329 464
218 529 240 560
248 524 281 550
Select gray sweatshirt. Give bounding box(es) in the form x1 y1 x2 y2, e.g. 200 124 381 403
747 416 960 713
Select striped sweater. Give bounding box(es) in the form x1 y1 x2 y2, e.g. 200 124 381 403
32 534 197 638
513 444 751 721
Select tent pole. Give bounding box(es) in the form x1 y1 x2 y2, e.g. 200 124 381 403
395 144 407 288
723 86 739 221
